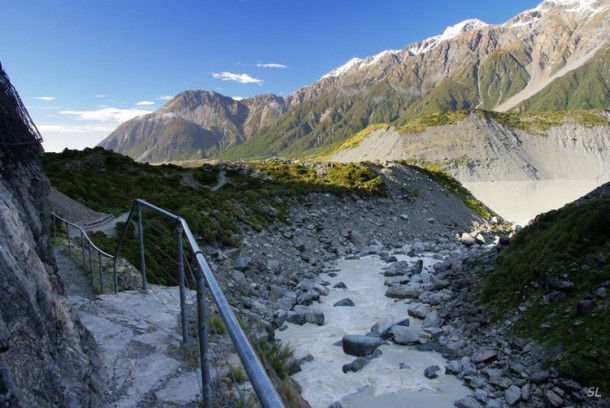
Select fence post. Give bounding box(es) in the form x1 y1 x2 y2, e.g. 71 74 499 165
66 222 71 258
177 224 188 344
88 241 94 288
197 271 212 408
137 203 147 291
99 252 104 294
80 231 86 269
113 261 118 295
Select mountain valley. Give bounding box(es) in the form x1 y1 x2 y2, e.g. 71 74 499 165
99 0 610 167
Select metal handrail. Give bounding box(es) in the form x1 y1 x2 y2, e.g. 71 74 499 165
115 199 284 408
50 211 117 293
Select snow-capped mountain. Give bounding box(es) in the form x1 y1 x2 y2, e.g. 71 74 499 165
100 0 610 162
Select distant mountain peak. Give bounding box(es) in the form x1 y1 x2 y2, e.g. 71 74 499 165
321 18 488 80
408 18 488 56
536 0 608 14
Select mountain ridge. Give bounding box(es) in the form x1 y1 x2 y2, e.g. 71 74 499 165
99 0 610 163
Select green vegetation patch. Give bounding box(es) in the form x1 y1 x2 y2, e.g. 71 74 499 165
321 123 390 157
400 160 493 219
395 110 470 133
44 147 386 285
481 195 610 392
478 109 610 133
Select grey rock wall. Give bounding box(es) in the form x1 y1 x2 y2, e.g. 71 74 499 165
0 63 104 407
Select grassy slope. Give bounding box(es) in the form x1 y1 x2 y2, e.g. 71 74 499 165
44 147 387 288
44 147 386 242
480 193 610 393
516 46 610 112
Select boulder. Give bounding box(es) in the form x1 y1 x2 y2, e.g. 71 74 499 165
313 284 329 296
546 277 575 292
445 360 463 375
333 298 355 307
297 289 320 306
370 317 409 338
411 259 424 274
390 326 421 345
286 306 324 326
471 349 497 364
530 369 550 384
383 260 410 276
505 385 521 406
276 292 297 310
454 396 483 408
407 302 432 319
424 365 440 379
577 296 596 314
422 311 442 329
350 230 369 250
342 335 386 357
342 357 368 373
333 281 347 289
461 233 475 246
386 284 422 299
233 257 249 271
545 390 564 407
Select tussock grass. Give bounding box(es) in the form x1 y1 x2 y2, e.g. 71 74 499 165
481 195 610 393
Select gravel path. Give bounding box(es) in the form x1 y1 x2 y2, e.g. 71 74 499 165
54 248 93 301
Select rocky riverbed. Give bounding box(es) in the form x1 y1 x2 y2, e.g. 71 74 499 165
202 164 607 407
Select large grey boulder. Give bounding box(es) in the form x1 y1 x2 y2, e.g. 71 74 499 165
286 306 324 326
342 335 386 357
370 316 409 338
407 302 432 319
422 310 442 328
350 230 369 250
454 395 483 408
505 385 521 406
385 283 422 299
390 326 421 345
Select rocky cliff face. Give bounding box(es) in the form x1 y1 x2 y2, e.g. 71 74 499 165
0 63 104 406
330 111 610 183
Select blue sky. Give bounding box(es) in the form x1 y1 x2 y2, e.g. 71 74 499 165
1 0 540 152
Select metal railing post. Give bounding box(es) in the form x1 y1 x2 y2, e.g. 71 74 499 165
113 261 118 295
89 241 94 288
66 222 71 258
80 231 86 269
197 270 212 408
137 203 147 291
99 251 104 294
177 224 188 344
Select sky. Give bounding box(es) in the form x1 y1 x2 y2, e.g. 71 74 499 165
1 0 541 152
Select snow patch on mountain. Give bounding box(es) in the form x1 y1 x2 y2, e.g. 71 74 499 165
536 0 607 14
408 18 489 55
322 18 487 79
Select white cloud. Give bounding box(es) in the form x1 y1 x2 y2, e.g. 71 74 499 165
34 96 55 101
40 125 117 153
256 63 287 69
159 95 173 100
59 107 152 122
95 94 106 98
136 100 155 106
211 72 263 84
232 96 245 101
